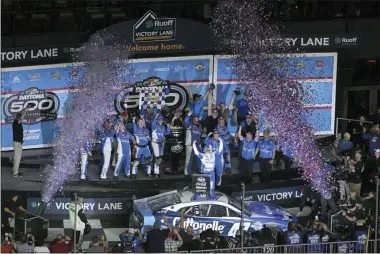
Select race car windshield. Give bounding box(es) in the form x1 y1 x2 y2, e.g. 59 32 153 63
228 199 252 216
148 193 181 212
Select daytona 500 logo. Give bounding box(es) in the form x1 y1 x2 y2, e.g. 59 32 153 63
114 77 189 115
3 87 60 125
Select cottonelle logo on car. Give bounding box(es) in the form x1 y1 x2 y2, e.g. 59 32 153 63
114 77 189 115
3 87 60 124
133 11 176 42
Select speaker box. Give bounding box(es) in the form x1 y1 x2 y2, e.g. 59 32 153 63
14 213 49 241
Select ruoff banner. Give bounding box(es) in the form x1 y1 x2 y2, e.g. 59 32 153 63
231 185 304 206
27 197 130 215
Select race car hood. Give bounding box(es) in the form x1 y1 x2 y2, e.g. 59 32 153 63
247 202 292 219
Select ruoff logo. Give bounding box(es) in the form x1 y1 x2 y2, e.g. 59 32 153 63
3 87 60 124
133 11 176 42
335 37 358 46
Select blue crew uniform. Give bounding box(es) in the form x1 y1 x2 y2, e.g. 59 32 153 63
353 228 367 252
114 130 134 177
361 132 380 156
98 127 116 179
286 230 302 252
215 124 232 169
204 135 224 185
152 116 171 176
133 121 152 176
306 232 321 253
337 139 354 153
80 139 92 180
184 115 202 176
240 137 258 183
256 138 276 182
190 99 206 120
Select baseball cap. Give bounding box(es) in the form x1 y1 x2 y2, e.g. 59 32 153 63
218 116 224 120
212 108 218 113
376 149 380 153
263 129 270 134
157 116 163 120
122 112 128 118
213 129 219 134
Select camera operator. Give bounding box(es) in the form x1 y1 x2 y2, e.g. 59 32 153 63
119 228 143 253
297 185 319 226
86 235 108 253
1 194 27 235
343 199 367 224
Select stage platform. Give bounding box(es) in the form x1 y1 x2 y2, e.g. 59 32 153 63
1 151 304 193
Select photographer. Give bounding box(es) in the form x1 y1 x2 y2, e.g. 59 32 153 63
16 233 35 253
119 228 143 253
297 185 319 225
69 196 90 250
86 235 108 253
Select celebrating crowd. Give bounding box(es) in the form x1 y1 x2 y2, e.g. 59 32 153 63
75 87 291 190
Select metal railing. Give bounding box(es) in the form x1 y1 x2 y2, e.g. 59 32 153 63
179 239 380 253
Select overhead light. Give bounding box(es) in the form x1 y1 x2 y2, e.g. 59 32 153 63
367 59 377 64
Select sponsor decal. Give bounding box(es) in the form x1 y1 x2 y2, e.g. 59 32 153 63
175 66 188 72
3 87 60 125
27 197 128 215
172 217 225 232
133 11 176 42
316 60 323 69
24 129 41 140
154 67 169 72
12 76 20 84
28 74 40 81
195 64 205 72
71 70 78 77
114 77 189 114
51 73 61 79
334 37 358 46
296 62 305 69
1 48 59 61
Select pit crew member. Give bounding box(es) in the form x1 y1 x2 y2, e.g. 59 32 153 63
184 110 202 177
114 123 135 180
98 119 116 180
204 130 224 186
132 117 152 178
152 114 171 177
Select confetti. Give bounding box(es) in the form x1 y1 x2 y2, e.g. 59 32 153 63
41 34 130 202
212 0 332 198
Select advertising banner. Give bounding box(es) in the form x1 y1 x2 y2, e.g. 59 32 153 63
27 197 130 215
231 185 304 206
192 174 211 198
1 55 213 151
214 53 337 135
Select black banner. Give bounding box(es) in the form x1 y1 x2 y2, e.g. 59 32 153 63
192 174 211 198
231 185 304 206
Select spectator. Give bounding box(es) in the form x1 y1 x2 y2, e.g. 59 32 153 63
241 114 258 137
337 133 354 154
86 235 108 253
260 226 276 253
201 108 219 135
361 125 380 156
284 222 303 252
179 209 197 251
352 220 368 253
164 228 183 252
255 129 276 182
352 116 366 149
347 152 363 197
34 239 50 253
49 235 73 253
1 233 15 253
145 217 170 253
16 234 35 253
297 186 319 225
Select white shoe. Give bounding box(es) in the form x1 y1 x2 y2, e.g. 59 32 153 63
217 181 221 186
100 175 107 180
80 175 86 180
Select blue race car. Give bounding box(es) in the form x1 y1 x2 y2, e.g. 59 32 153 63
129 190 296 237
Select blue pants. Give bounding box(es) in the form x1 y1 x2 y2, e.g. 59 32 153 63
114 149 131 176
185 144 201 175
223 143 231 169
215 154 224 176
133 146 152 174
203 171 215 194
